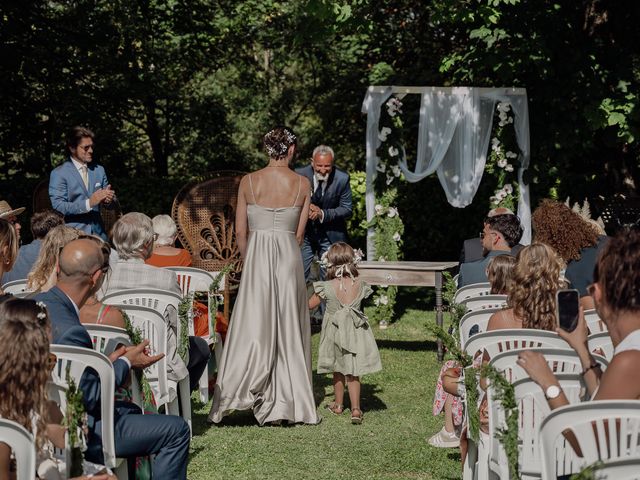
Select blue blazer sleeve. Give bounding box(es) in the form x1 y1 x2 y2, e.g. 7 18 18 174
323 173 353 224
49 164 89 216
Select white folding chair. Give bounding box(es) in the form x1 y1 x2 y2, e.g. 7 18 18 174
0 419 36 480
584 308 607 333
488 373 587 480
460 294 508 312
539 400 640 480
588 331 614 361
459 308 501 349
49 344 128 478
0 279 31 298
165 266 225 403
453 282 492 305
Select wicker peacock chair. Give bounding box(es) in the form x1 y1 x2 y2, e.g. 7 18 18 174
171 171 246 320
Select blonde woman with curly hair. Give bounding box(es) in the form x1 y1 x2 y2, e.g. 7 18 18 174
27 225 82 293
487 242 565 332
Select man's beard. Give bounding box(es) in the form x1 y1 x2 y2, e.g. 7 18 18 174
314 172 329 182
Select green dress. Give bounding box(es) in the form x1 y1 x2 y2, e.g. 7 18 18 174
314 280 382 376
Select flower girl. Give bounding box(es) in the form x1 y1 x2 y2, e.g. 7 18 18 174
308 242 382 424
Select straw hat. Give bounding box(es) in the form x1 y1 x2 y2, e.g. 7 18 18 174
0 200 26 219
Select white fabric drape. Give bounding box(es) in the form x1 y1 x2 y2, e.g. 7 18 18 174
361 86 531 259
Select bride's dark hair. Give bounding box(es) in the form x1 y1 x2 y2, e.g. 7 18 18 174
263 126 297 160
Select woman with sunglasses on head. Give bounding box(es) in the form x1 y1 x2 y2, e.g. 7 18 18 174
0 297 115 479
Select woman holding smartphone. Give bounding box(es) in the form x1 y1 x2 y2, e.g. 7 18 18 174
518 230 640 404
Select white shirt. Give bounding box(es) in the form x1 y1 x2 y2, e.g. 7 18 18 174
70 157 92 213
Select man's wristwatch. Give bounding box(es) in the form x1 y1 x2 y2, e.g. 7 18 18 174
544 384 561 400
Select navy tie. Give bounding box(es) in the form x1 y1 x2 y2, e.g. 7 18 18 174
312 180 324 205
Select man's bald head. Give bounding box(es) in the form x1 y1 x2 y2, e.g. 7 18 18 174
58 238 104 281
488 207 514 217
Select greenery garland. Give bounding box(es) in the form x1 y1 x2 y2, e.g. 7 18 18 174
486 102 519 210
569 461 603 480
369 95 405 327
177 293 193 362
442 271 467 338
122 310 156 406
63 365 87 478
481 364 520 480
208 264 234 344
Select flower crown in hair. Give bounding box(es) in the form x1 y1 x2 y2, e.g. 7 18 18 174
319 248 364 278
264 128 297 158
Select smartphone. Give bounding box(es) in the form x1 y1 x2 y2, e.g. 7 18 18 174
556 289 580 332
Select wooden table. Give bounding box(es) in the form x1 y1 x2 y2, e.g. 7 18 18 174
357 261 459 361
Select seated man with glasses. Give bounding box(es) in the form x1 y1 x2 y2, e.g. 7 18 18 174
457 213 523 288
100 212 210 392
49 126 116 240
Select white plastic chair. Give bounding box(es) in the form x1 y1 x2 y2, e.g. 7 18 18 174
584 308 607 333
539 400 640 480
84 324 144 408
0 279 31 298
588 331 614 361
585 457 640 480
165 266 225 403
0 419 36 480
49 344 127 477
490 347 609 383
460 294 508 312
464 329 571 360
110 304 191 434
488 373 587 480
459 308 501 349
453 282 492 305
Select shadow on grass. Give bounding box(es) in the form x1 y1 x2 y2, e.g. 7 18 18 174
376 339 438 352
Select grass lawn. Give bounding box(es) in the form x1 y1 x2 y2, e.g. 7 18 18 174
187 308 461 480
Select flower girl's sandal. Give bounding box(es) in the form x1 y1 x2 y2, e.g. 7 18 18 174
350 408 363 425
326 402 344 415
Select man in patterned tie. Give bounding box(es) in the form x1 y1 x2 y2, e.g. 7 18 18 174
296 145 353 283
49 126 116 240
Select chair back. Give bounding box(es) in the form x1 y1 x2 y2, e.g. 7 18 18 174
584 308 607 333
453 282 492 304
539 400 640 480
109 305 170 404
164 266 223 295
464 329 570 360
102 288 181 323
488 373 586 480
85 324 131 355
586 457 640 480
49 344 117 468
0 279 30 297
460 294 508 312
588 331 614 361
171 171 245 277
0 419 36 480
459 308 500 348
490 347 609 383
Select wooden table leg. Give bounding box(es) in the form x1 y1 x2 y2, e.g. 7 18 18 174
435 271 444 361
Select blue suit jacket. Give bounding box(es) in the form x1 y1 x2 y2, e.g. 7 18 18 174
295 164 352 244
458 250 514 288
49 159 109 238
1 239 41 284
35 287 129 421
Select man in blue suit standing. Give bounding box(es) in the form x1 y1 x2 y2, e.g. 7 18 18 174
296 145 353 282
49 126 116 240
36 238 190 479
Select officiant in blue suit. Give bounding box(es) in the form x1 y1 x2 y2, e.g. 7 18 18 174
296 145 353 282
49 126 116 240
